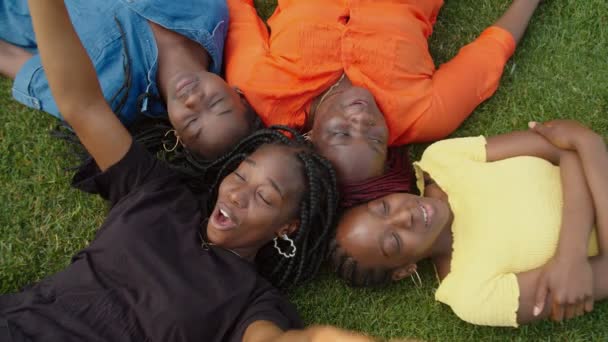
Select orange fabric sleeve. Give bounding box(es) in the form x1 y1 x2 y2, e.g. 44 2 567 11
224 0 269 83
402 26 516 144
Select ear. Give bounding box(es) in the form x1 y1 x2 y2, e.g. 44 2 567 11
391 263 417 282
275 219 300 238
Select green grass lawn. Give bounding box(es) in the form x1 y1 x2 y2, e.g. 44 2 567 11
1 0 607 340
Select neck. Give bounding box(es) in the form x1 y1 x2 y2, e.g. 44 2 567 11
149 21 210 101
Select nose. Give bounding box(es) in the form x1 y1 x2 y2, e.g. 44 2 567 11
389 208 413 229
184 93 202 109
228 187 249 209
348 111 376 130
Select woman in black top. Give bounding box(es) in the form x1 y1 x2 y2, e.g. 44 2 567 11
0 1 373 341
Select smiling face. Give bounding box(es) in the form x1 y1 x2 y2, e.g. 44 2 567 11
336 192 452 270
311 86 389 184
206 144 305 255
166 71 255 159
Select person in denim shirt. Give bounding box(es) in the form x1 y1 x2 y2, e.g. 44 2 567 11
0 0 258 159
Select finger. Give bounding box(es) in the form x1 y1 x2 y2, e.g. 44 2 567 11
585 297 594 313
564 303 576 320
575 301 585 317
528 121 540 130
551 300 565 322
533 277 549 316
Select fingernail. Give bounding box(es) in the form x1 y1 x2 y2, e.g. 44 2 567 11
528 121 537 129
533 306 541 316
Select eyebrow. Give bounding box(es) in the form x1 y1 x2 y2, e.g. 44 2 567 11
243 158 284 198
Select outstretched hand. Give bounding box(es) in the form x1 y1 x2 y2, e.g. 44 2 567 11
533 255 594 321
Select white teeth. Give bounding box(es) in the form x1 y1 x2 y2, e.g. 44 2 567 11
220 209 230 220
420 205 428 227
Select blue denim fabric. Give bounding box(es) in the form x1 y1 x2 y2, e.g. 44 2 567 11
0 0 228 125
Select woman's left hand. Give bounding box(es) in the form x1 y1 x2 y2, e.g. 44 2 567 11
533 255 594 321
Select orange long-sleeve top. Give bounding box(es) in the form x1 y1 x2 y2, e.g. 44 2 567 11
225 0 516 145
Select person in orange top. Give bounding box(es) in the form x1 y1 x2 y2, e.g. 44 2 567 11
225 0 543 184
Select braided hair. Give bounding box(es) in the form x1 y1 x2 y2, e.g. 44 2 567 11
184 126 340 290
328 237 393 288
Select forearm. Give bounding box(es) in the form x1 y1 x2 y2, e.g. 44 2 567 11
244 321 373 342
575 134 608 251
494 0 542 44
27 0 104 118
555 151 594 259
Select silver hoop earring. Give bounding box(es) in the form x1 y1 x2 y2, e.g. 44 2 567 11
273 233 296 258
163 129 181 152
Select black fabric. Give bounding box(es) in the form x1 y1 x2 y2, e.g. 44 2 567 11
0 142 302 342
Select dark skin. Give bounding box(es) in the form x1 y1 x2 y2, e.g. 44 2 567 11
337 125 608 325
308 75 389 183
0 20 255 160
29 2 379 339
303 0 543 184
206 144 304 261
151 23 255 159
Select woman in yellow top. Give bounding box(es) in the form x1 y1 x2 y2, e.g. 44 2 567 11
329 120 608 327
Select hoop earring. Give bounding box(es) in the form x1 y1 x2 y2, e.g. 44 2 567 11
163 129 181 152
302 131 312 142
273 233 296 258
410 269 423 288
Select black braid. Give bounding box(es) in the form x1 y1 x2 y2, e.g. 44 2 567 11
328 237 393 287
190 126 340 291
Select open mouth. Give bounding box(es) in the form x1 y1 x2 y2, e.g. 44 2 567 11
175 76 200 99
349 99 368 107
210 204 237 231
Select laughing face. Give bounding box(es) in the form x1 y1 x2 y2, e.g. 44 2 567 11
206 144 305 256
336 192 452 270
166 71 255 159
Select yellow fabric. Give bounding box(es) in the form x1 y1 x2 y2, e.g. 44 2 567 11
413 136 599 327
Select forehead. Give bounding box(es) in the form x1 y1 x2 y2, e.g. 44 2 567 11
246 144 304 188
320 143 384 183
336 205 387 266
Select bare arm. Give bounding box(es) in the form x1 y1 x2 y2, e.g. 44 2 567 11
486 129 595 323
494 0 542 45
28 0 131 171
243 321 374 342
0 39 32 79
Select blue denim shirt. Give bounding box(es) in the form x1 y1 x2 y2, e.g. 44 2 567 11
1 0 228 125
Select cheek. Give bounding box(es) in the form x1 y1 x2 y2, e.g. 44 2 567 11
240 209 280 243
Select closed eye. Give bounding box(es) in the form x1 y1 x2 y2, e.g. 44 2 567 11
382 200 389 215
209 97 223 108
257 192 271 206
234 171 245 181
391 232 401 254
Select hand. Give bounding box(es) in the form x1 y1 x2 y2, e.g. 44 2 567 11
307 326 376 342
528 119 599 151
533 255 594 321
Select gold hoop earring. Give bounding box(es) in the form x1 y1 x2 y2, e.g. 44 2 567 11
410 269 423 288
163 129 181 152
303 131 313 142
